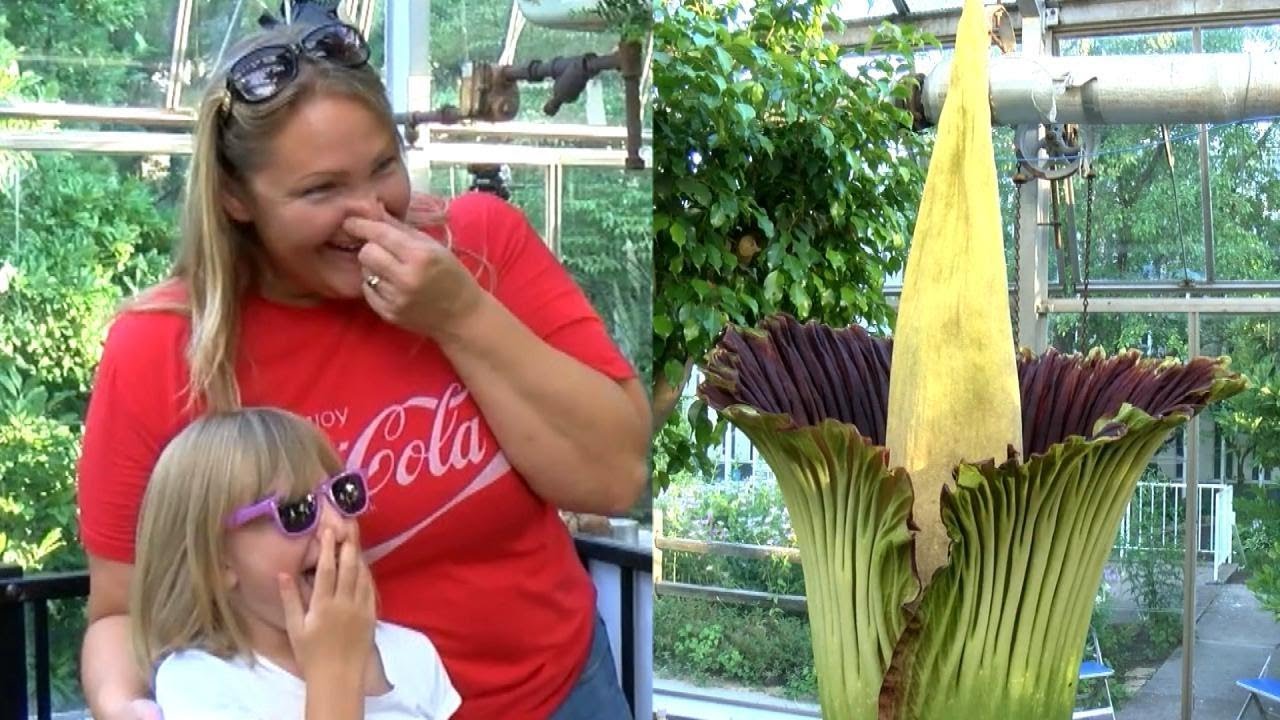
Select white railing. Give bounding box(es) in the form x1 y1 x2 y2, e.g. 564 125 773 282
1114 482 1235 581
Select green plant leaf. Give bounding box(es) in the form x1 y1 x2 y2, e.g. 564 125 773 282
881 404 1195 718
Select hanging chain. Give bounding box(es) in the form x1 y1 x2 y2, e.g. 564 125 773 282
1081 170 1095 352
1012 168 1028 348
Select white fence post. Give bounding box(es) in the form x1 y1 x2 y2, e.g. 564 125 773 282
1214 485 1234 581
1116 482 1232 573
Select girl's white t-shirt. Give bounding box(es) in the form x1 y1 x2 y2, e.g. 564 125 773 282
153 621 461 720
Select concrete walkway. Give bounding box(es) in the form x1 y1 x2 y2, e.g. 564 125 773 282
1118 582 1280 720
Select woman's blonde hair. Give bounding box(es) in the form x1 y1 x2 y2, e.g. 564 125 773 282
130 17 447 411
130 407 344 682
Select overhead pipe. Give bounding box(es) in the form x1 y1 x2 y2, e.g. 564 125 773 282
909 52 1280 127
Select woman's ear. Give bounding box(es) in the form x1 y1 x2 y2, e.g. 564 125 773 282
220 181 254 224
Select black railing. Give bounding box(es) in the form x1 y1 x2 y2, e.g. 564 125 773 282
1 535 652 720
574 534 653 719
1 565 90 720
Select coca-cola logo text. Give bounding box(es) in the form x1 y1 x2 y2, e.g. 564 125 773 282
330 383 489 496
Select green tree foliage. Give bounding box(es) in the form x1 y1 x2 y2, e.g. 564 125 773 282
1212 353 1280 485
651 0 933 489
560 167 653 389
5 0 171 105
1 1 179 574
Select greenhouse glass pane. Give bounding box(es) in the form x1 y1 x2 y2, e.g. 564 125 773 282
506 163 547 233
900 0 964 12
1047 310 1188 358
1193 315 1280 719
1202 25 1280 282
427 0 515 112
409 161 545 233
178 1 388 108
561 165 652 383
412 163 475 197
1058 32 1205 285
4 0 178 107
1201 314 1280 486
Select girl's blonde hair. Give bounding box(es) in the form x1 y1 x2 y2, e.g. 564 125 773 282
130 407 344 682
130 17 448 411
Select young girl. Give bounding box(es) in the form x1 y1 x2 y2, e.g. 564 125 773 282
130 407 460 719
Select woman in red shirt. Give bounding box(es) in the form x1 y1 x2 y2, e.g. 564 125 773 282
76 4 650 719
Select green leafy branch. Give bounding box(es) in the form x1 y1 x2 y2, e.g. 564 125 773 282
651 0 935 489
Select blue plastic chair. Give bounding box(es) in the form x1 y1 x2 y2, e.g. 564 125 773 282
1074 628 1117 720
1236 655 1279 719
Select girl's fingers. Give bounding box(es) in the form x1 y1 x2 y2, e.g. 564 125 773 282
356 559 376 616
336 538 360 598
313 528 338 598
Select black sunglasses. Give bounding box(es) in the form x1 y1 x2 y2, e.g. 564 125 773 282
225 22 370 105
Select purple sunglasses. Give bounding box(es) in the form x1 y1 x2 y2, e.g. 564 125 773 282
225 470 369 537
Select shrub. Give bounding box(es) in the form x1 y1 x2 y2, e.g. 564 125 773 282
1248 541 1280 622
656 475 804 595
655 595 818 700
1236 485 1280 567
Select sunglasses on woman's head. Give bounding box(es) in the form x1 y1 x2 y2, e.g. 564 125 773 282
225 22 370 105
226 470 369 537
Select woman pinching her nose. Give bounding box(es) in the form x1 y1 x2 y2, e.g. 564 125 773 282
340 195 649 517
347 202 485 340
74 2 652 719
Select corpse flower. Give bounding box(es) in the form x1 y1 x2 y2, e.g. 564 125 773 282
696 0 1246 717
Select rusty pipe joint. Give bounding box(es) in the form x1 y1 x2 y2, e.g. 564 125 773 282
617 40 645 170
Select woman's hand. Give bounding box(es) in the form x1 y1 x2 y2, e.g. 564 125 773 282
346 206 486 340
278 529 376 684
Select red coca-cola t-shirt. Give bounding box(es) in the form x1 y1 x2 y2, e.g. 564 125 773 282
76 191 636 719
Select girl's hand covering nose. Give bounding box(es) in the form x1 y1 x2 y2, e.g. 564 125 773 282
278 529 376 683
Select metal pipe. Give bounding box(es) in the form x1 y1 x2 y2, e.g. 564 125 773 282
1182 311 1201 720
1048 280 1280 294
1041 296 1280 314
618 41 647 170
1193 29 1216 283
918 52 1280 126
0 129 637 167
883 280 1280 296
0 105 654 144
1016 14 1051 353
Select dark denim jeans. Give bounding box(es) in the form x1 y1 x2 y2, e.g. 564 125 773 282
547 615 632 720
